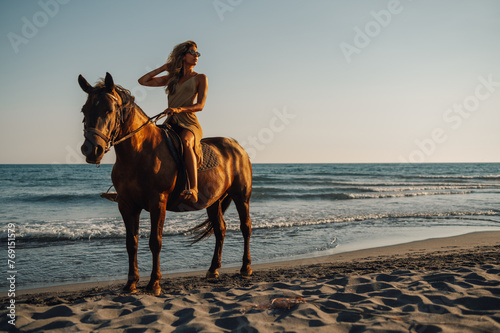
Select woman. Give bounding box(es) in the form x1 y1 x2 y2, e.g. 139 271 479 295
138 40 207 203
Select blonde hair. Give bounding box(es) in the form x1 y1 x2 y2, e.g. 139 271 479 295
165 40 197 95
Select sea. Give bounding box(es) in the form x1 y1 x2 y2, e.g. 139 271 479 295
1 163 499 291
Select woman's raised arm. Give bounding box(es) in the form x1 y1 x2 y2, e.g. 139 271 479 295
138 64 169 87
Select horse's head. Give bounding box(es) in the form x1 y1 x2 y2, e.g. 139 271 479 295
78 72 125 164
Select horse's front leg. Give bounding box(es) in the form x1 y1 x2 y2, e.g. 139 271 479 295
119 203 141 293
147 197 167 296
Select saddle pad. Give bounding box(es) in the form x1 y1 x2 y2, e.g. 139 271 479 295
199 143 219 172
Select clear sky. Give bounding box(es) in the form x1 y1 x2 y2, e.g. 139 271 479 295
1 0 499 164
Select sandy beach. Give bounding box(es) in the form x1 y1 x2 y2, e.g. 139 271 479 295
2 231 499 332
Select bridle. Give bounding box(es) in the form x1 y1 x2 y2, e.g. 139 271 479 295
83 93 165 154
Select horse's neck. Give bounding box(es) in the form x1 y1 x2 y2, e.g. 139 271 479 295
115 105 160 159
122 104 149 134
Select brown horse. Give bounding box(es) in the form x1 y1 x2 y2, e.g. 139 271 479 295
78 72 252 295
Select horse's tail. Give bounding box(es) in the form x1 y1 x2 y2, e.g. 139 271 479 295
189 194 233 244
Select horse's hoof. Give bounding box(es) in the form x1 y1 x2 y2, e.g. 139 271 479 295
147 287 161 297
146 282 162 296
240 268 253 279
123 280 139 294
206 271 219 280
123 286 138 294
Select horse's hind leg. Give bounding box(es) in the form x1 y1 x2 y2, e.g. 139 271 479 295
233 196 252 277
206 199 226 279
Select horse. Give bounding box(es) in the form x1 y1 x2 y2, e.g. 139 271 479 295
78 72 252 295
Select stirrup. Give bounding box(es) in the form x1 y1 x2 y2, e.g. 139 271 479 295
101 192 118 202
101 185 118 202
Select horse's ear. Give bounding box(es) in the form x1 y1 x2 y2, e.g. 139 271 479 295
78 74 92 94
104 72 114 92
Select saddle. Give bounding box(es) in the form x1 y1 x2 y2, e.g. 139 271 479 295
159 123 219 209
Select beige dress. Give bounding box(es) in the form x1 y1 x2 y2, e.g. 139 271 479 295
164 75 203 167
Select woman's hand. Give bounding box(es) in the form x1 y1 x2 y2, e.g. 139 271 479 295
164 107 180 115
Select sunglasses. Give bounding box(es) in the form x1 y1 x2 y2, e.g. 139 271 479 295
187 49 201 57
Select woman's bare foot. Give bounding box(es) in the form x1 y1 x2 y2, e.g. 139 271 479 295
181 189 198 203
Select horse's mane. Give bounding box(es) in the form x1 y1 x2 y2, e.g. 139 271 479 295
93 79 149 119
94 79 135 104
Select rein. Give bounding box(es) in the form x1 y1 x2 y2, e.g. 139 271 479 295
84 100 166 153
109 111 166 150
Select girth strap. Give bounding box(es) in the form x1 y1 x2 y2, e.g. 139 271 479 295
161 123 183 168
159 124 188 209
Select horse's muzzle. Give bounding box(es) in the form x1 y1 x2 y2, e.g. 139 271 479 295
81 139 105 164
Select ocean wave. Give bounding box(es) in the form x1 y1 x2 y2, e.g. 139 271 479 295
329 180 500 187
0 217 193 243
360 185 495 192
4 192 102 203
254 166 500 183
346 190 472 199
254 178 500 190
2 209 498 244
253 183 497 194
415 174 500 180
251 190 473 201
248 210 500 231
